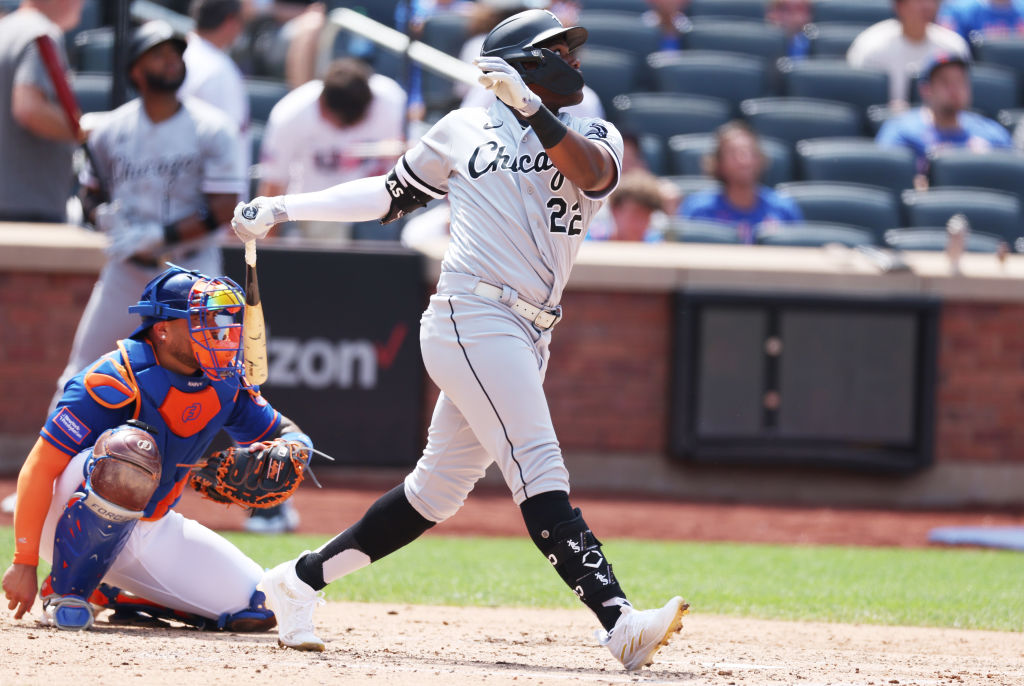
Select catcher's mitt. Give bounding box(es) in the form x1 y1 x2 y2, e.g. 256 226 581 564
188 439 308 509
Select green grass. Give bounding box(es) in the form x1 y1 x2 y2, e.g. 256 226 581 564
3 527 1021 631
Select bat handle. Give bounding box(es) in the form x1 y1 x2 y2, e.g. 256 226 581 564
244 240 256 267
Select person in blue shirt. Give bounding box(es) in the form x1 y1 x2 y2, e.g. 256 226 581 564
766 0 812 59
678 121 803 243
2 265 316 632
938 0 1024 41
875 52 1012 184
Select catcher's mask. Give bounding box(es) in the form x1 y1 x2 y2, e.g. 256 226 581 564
480 9 588 97
129 265 245 383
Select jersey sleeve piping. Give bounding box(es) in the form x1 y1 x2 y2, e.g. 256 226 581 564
398 157 446 198
40 427 79 456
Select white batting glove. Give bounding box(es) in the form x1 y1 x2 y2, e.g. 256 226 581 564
231 196 288 242
93 200 121 233
474 57 541 117
106 221 163 261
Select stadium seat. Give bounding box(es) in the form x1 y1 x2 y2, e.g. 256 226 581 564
688 0 768 20
577 11 663 59
420 13 471 111
648 50 769 112
683 20 789 63
757 222 877 247
668 132 794 186
740 97 864 146
972 35 1024 101
883 227 1005 253
776 181 902 239
928 150 1024 203
72 27 114 73
579 47 642 116
245 78 290 125
811 0 892 25
612 92 733 140
967 64 1019 119
779 59 888 119
804 22 865 58
64 0 102 53
662 175 722 200
72 72 112 114
578 0 648 11
796 138 916 195
901 187 1022 244
638 133 670 175
661 218 743 243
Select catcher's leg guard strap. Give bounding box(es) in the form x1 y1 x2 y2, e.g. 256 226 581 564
296 484 434 590
521 491 629 631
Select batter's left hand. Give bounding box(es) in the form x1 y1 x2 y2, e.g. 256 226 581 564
474 57 541 117
2 562 38 620
106 221 163 261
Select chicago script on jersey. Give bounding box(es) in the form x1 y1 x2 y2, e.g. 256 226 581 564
467 141 563 190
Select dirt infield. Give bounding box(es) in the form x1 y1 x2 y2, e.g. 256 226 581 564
2 602 1022 686
3 480 1024 685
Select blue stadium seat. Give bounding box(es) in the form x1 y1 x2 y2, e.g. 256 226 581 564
757 222 877 247
740 97 864 146
883 227 1005 253
796 138 916 194
662 175 722 201
668 132 794 186
579 47 642 116
776 181 902 239
648 50 770 113
968 64 1019 119
72 27 114 74
612 92 733 140
688 0 769 19
72 72 112 114
662 218 742 243
779 59 888 119
804 22 865 58
972 35 1024 102
420 13 471 111
928 150 1024 203
683 19 789 63
577 11 663 59
811 0 892 25
579 0 648 11
245 78 290 125
901 186 1022 244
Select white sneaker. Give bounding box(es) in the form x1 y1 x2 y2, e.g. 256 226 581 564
597 596 689 671
259 558 325 651
245 501 300 534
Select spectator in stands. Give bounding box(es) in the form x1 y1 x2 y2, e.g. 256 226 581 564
588 170 667 242
938 0 1024 41
258 57 406 240
677 121 802 244
766 0 812 59
0 0 85 223
875 53 1012 186
180 0 250 169
642 0 691 52
847 0 969 109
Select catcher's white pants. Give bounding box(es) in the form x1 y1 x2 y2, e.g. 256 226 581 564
40 449 262 619
404 282 570 523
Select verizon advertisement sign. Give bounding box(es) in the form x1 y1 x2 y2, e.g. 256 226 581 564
223 245 425 467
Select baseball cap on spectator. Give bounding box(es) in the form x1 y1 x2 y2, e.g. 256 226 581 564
920 52 970 82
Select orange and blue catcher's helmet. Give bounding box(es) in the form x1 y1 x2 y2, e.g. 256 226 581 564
129 264 245 383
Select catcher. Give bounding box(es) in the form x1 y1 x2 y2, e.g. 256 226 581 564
2 265 314 631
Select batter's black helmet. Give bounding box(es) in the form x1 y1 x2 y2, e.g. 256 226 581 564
127 20 187 71
480 9 587 96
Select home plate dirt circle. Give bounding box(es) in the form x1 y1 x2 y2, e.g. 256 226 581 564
2 602 1022 685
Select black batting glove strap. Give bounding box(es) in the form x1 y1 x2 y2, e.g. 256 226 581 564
526 106 569 149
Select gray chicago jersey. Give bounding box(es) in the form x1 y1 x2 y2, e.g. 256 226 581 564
82 96 245 240
396 100 623 308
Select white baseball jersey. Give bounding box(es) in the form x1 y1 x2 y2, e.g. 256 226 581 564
260 74 407 193
179 32 251 167
397 99 623 308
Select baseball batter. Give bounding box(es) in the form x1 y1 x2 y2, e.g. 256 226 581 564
1 266 315 631
232 10 687 671
53 20 244 408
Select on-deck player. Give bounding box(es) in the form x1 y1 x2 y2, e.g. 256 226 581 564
231 9 687 671
1 266 315 631
52 19 244 410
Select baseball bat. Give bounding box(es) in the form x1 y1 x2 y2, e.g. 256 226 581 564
34 34 108 197
243 241 269 385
